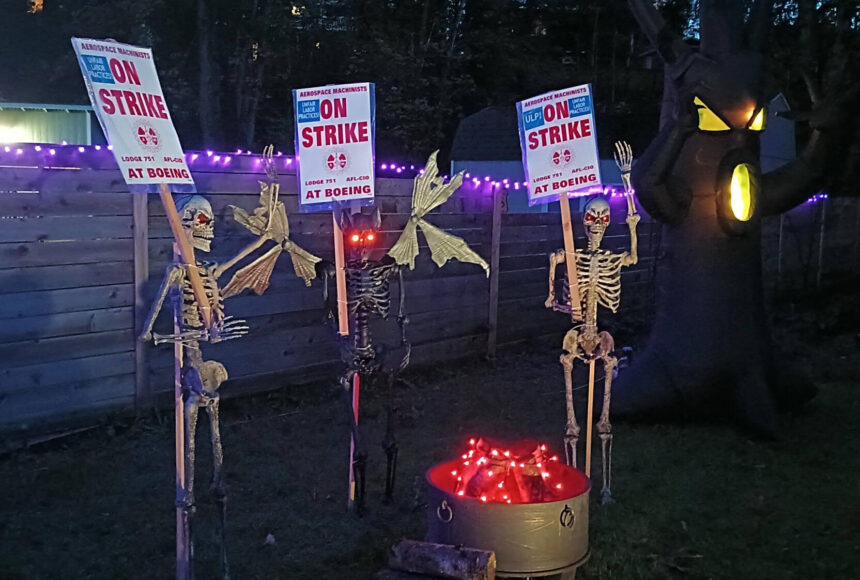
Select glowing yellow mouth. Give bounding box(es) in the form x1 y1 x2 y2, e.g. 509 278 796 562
730 164 753 221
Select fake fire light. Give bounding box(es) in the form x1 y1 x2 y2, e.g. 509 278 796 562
426 438 590 576
442 438 584 505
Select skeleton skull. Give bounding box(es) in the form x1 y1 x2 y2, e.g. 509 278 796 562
177 195 214 253
583 197 610 249
340 207 382 262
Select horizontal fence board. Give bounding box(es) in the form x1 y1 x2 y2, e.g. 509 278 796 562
0 239 134 269
0 284 134 319
0 375 135 429
0 190 132 217
0 307 133 342
0 329 134 369
0 351 136 394
0 262 133 294
0 215 134 243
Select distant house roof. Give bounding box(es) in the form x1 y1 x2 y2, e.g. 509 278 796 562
0 102 93 112
451 106 522 161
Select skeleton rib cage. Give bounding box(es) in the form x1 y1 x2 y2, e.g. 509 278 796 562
179 261 224 330
555 250 627 316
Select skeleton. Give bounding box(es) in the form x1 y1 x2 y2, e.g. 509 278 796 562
545 141 639 504
141 148 319 579
325 207 408 515
328 152 489 514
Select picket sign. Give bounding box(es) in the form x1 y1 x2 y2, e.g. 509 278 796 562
72 37 203 580
293 82 377 510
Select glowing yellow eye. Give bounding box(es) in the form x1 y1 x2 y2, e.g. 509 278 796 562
730 164 753 221
694 96 731 132
748 107 766 131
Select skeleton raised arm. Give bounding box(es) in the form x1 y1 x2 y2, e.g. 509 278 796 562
615 140 640 267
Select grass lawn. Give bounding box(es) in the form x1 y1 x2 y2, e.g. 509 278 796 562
1 281 858 579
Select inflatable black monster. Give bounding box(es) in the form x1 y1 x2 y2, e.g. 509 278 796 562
612 0 857 435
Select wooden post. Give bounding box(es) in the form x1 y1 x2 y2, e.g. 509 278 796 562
332 214 349 337
158 184 213 329
584 359 596 478
486 185 503 359
172 245 190 580
132 193 151 408
558 195 582 321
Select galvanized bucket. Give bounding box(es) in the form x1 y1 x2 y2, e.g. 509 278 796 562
426 460 590 577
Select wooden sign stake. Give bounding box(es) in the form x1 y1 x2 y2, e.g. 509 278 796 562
332 213 356 509
558 194 582 321
559 194 595 479
585 359 596 478
332 214 350 337
171 245 191 580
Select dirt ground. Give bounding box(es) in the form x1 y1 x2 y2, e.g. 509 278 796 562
1 278 858 579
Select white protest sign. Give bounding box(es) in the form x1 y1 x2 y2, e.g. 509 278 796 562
72 37 194 191
293 83 375 209
516 84 602 205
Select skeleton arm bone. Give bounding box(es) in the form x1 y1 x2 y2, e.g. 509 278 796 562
545 250 565 308
621 214 640 267
212 235 271 280
140 264 185 341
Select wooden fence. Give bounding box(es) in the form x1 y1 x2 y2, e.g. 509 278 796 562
0 149 653 437
3 148 851 438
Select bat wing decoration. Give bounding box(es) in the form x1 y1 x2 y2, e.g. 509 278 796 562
223 180 322 298
388 151 489 276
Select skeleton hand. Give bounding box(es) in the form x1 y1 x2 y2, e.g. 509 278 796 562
613 141 633 173
261 144 277 182
207 315 250 343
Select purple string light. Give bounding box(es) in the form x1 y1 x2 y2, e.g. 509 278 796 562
0 143 833 205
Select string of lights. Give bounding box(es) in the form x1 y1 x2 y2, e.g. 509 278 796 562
0 143 829 202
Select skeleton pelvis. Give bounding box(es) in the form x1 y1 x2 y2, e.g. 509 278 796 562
563 328 615 360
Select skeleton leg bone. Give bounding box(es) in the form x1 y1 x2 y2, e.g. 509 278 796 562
205 399 229 580
198 360 229 580
560 352 580 468
342 370 366 515
596 354 617 504
382 372 398 505
181 378 201 579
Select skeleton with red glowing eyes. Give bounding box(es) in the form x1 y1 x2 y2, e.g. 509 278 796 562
544 141 640 504
323 152 489 514
320 206 409 513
